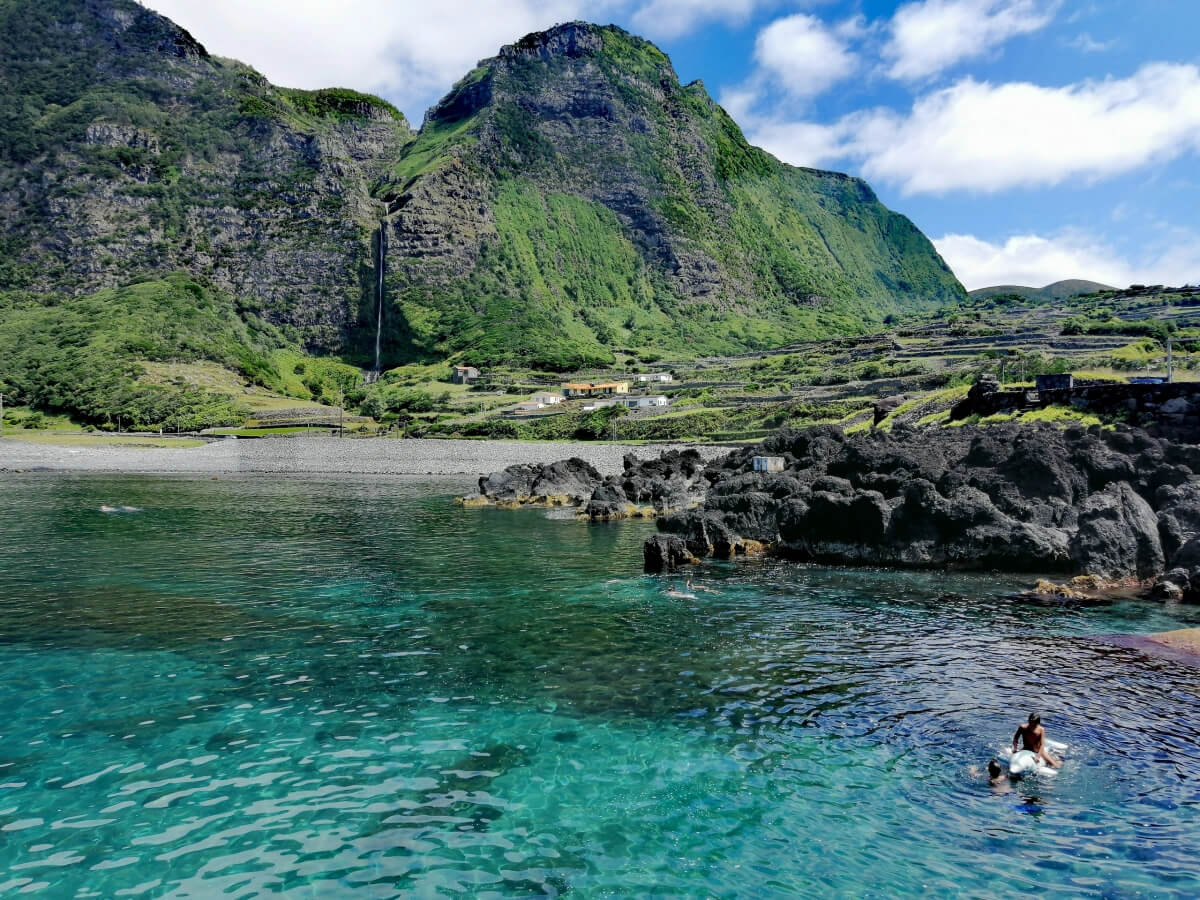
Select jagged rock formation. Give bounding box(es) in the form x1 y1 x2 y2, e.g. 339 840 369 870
585 450 708 519
0 4 963 370
461 457 605 508
461 449 708 518
648 424 1200 579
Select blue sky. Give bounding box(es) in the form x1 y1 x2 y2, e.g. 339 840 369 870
147 0 1200 290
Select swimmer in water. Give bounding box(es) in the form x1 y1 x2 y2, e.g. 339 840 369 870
664 582 696 599
969 758 1012 792
1013 713 1061 768
685 577 719 595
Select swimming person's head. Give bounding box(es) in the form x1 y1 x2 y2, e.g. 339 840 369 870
987 759 1002 778
1028 713 1041 726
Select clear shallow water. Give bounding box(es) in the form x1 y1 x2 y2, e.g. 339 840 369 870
1 474 1199 898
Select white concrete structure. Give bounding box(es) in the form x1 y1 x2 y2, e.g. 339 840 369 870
531 392 564 405
636 373 673 383
621 395 670 410
752 456 785 473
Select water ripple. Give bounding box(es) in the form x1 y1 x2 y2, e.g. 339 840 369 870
0 475 1197 896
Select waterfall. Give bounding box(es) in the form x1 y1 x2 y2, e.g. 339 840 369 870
374 222 386 373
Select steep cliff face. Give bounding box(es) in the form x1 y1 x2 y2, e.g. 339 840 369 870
376 23 965 369
0 6 962 371
0 0 412 351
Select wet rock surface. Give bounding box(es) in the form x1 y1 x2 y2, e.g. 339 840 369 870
471 457 605 507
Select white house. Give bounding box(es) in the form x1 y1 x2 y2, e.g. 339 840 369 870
635 372 673 383
531 392 564 405
620 395 670 410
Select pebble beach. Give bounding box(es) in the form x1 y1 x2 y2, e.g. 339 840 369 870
0 435 726 476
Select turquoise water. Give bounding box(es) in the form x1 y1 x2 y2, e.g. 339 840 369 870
1 474 1199 898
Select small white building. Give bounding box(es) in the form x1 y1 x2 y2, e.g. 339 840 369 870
636 372 673 383
515 401 544 412
531 392 564 405
752 456 785 473
621 395 670 410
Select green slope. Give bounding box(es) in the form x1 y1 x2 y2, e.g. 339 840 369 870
0 275 283 428
0 6 964 418
0 0 411 351
968 280 1117 304
374 23 965 368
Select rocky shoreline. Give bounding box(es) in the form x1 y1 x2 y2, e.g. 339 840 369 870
466 423 1200 601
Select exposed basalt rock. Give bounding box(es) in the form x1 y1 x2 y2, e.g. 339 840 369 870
464 449 709 517
585 450 708 519
1071 482 1164 578
1155 535 1200 602
643 534 699 573
461 457 604 507
645 424 1200 582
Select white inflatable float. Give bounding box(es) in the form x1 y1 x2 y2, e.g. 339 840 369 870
1001 739 1068 777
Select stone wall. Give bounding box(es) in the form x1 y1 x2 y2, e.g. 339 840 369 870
951 379 1200 439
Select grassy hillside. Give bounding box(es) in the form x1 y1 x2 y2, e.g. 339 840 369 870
968 280 1116 304
0 275 379 430
373 23 965 370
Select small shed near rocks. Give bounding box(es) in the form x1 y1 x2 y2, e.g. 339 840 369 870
453 365 481 384
752 456 785 473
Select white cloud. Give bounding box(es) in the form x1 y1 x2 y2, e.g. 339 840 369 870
631 0 777 39
934 229 1200 290
884 0 1056 82
750 119 847 167
144 0 623 119
752 14 857 98
742 63 1200 195
1067 32 1114 53
860 64 1200 193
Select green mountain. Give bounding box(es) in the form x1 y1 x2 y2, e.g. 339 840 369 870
0 0 412 351
968 280 1116 304
0 2 965 424
375 23 964 369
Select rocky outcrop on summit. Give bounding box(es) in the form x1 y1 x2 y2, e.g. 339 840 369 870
645 424 1200 580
